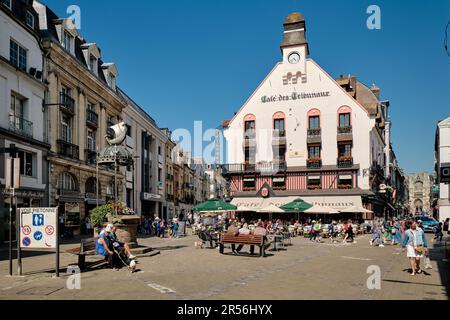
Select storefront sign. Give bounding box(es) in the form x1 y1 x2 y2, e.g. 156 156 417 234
142 193 162 201
65 203 81 227
441 164 450 183
261 91 331 104
19 208 58 249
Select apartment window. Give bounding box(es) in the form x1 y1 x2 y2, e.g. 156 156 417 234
10 93 24 119
61 115 72 142
18 151 34 177
274 119 285 131
243 177 256 191
86 129 96 151
338 143 352 157
158 168 162 182
126 125 132 137
244 147 255 163
308 145 321 159
10 40 27 71
274 146 286 161
339 113 351 128
109 74 116 89
309 116 320 129
158 146 162 155
57 172 77 191
273 177 286 190
245 120 255 132
26 11 34 28
307 176 321 189
1 0 11 9
338 177 353 189
63 31 72 52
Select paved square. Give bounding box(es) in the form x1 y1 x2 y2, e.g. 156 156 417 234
0 232 448 300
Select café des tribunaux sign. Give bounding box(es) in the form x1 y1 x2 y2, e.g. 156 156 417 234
261 91 331 104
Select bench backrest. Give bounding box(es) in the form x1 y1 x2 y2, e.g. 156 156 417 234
221 233 264 245
81 237 97 253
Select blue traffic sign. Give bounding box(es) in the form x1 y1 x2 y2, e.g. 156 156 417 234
32 214 45 226
22 237 31 247
33 231 43 241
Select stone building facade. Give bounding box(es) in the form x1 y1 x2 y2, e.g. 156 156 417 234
406 173 433 214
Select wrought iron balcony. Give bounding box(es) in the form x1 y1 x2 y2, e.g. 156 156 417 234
86 109 99 128
57 140 79 160
85 149 97 165
307 158 322 169
60 92 75 115
272 130 286 146
222 161 287 175
307 128 322 137
9 115 33 138
337 126 353 142
337 157 354 168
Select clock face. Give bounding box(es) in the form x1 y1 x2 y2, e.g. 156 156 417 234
288 52 300 64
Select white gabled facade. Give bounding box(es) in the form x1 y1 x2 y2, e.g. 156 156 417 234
222 12 395 217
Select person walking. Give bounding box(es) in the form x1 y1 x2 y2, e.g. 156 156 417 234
313 220 322 243
433 222 444 244
402 221 428 276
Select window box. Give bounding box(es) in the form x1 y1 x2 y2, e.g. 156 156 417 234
307 185 322 190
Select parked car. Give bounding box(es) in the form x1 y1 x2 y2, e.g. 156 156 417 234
413 216 439 233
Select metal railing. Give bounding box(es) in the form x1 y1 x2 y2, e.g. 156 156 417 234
337 126 353 135
86 109 99 127
337 157 354 168
9 115 33 138
60 92 75 114
307 158 322 169
307 128 321 137
57 140 80 160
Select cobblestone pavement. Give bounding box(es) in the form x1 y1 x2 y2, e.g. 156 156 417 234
0 232 448 300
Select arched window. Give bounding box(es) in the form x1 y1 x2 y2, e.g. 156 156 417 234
307 109 321 130
337 106 352 128
414 181 424 193
273 112 286 132
57 172 78 191
243 114 256 132
85 177 100 195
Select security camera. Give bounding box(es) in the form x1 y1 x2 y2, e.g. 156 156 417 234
106 122 127 146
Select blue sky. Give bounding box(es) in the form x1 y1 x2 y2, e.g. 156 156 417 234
41 0 450 174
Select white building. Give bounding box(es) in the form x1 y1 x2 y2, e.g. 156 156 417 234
0 0 48 243
435 117 450 221
222 12 397 217
120 89 168 218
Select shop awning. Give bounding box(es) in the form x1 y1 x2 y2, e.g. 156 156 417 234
231 195 363 212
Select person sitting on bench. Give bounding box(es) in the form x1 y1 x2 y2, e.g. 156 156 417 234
96 225 119 269
249 222 269 255
107 224 136 260
227 221 242 255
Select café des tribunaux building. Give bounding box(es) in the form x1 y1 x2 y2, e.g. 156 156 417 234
222 12 399 219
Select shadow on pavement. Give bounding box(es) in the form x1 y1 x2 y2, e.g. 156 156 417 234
429 236 450 298
152 245 187 251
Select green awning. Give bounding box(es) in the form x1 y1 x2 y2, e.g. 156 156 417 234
280 198 313 212
193 198 237 212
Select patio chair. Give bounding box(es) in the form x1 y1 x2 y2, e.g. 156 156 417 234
282 232 292 246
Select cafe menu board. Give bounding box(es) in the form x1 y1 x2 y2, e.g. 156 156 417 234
65 203 81 227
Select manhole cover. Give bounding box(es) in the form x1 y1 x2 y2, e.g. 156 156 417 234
16 287 63 296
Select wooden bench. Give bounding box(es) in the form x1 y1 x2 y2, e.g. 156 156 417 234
65 237 106 270
219 233 267 257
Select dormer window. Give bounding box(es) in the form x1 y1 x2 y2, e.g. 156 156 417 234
26 11 34 28
89 54 98 73
109 73 116 90
63 31 72 53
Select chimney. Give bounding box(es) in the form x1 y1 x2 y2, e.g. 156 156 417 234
371 84 381 99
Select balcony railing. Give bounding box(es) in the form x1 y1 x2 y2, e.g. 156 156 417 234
60 92 75 114
86 109 99 128
307 158 322 169
307 128 321 137
57 140 79 160
337 157 354 168
9 115 33 138
85 149 97 165
222 161 287 175
337 126 353 135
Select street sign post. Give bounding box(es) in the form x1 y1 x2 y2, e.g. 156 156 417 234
18 208 59 277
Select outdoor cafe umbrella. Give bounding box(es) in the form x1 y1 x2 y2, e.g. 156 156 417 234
340 206 373 213
304 205 339 215
280 198 313 212
280 198 313 221
192 198 237 213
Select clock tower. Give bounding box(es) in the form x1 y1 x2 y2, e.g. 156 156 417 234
281 12 309 77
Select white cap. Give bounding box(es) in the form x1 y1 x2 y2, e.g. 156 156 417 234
105 225 112 233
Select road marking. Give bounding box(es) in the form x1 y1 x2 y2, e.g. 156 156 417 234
341 256 373 261
147 283 176 294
